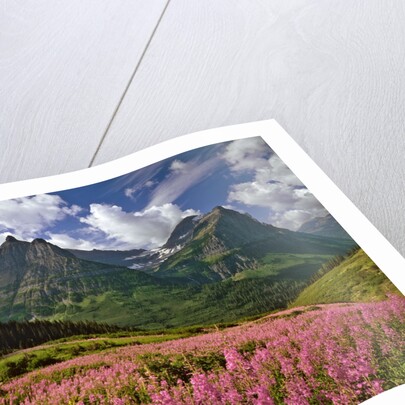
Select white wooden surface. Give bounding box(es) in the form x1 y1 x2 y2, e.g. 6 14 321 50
0 0 167 181
1 0 405 256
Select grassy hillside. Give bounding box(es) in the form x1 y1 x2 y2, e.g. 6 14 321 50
231 253 332 281
0 332 190 382
292 249 401 306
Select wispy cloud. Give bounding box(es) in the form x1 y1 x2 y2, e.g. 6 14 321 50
124 179 156 200
105 163 162 199
146 155 222 208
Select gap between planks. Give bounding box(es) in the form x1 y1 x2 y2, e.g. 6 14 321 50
88 0 172 167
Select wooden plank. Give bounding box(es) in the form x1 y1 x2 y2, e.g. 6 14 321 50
93 0 405 255
0 0 168 183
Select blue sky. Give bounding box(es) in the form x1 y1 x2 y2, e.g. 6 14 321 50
0 137 327 250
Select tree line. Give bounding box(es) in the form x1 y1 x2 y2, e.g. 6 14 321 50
0 319 128 355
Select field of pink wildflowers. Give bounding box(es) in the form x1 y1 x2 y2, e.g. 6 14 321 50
0 296 404 405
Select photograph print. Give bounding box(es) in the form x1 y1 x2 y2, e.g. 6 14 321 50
0 136 403 404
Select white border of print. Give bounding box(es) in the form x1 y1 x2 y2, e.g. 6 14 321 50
0 119 404 404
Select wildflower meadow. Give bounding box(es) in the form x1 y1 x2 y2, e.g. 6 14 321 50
0 296 404 404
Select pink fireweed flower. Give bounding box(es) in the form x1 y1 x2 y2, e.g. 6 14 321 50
191 373 221 404
248 386 274 405
0 297 403 404
224 348 252 373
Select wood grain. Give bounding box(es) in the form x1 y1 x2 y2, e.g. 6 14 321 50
93 0 405 255
0 0 167 183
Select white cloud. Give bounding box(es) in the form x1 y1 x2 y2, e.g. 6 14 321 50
170 159 189 172
124 188 136 198
255 154 304 186
270 210 324 230
0 194 80 240
223 138 271 172
221 204 238 211
147 157 221 208
124 180 156 199
64 204 82 216
80 203 199 249
144 180 155 188
225 146 326 230
45 233 116 251
229 181 321 212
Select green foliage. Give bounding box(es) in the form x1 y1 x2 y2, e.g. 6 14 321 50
140 353 193 384
3 352 62 380
189 352 227 372
4 355 31 378
0 333 188 382
238 340 266 355
292 249 401 306
139 352 226 384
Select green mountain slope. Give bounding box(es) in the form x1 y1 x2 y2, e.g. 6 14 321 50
292 249 401 306
66 278 305 328
0 235 321 327
0 236 158 321
156 206 356 283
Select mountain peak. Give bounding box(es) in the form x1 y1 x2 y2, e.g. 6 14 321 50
5 235 18 243
31 238 48 244
211 206 234 215
32 238 48 244
205 206 234 221
27 238 76 259
190 205 281 250
163 215 197 249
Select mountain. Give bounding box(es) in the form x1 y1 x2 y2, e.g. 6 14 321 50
298 213 351 239
0 236 74 287
70 208 355 281
0 236 155 322
292 249 401 306
0 207 358 327
0 234 309 327
162 215 198 249
155 206 356 282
